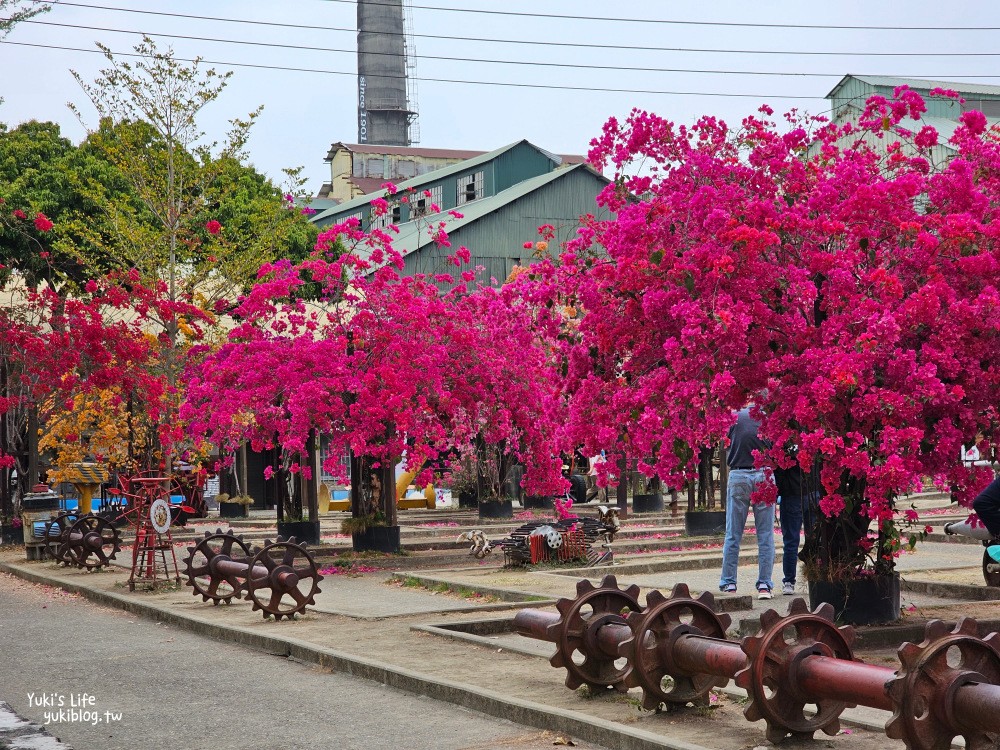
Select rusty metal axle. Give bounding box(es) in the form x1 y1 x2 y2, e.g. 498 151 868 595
514 576 1000 749
43 512 121 570
182 530 323 621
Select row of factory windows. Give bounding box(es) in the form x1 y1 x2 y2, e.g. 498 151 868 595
359 171 484 230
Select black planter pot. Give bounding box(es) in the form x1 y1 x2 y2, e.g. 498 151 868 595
684 510 727 536
219 502 248 518
633 493 664 514
458 490 478 509
478 499 514 519
352 525 401 553
523 495 554 510
277 520 321 545
808 573 901 626
1 527 20 545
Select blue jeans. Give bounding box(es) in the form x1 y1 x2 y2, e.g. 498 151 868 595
779 493 815 585
720 469 774 591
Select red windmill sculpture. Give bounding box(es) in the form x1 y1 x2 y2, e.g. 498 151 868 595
123 474 182 591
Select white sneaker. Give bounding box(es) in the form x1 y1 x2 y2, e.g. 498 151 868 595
781 582 795 596
757 586 773 600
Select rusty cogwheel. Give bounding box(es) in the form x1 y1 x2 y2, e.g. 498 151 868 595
43 511 80 566
67 514 122 570
620 582 734 710
886 618 1000 750
245 536 323 621
183 529 255 605
736 598 856 743
547 575 643 692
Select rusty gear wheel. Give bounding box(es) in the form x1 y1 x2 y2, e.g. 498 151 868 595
736 598 856 743
43 511 80 565
620 582 733 709
183 529 255 605
245 536 323 621
886 618 1000 750
546 574 643 692
67 514 122 570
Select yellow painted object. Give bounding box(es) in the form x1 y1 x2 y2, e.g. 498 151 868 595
396 468 419 501
60 462 109 515
398 488 434 510
395 465 435 509
318 484 331 514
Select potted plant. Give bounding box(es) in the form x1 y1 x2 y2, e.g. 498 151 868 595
801 479 903 626
216 493 252 519
447 458 479 509
340 510 396 552
348 456 400 552
684 446 727 535
272 455 322 545
472 443 516 520
631 470 664 514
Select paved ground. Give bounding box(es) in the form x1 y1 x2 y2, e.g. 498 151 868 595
0 701 70 750
0 572 607 750
0 497 989 750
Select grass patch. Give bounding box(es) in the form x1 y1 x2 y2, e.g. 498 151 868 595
389 575 500 603
114 580 183 593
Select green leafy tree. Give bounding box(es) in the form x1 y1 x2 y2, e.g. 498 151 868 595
0 0 46 37
0 120 144 288
68 35 316 464
70 36 314 310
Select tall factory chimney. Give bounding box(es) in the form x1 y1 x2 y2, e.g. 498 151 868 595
357 0 418 146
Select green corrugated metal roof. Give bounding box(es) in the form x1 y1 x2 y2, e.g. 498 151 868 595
827 75 1000 100
311 139 558 224
367 163 604 259
833 112 999 148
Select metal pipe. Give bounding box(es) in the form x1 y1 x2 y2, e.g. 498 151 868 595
513 608 559 640
673 634 748 678
796 654 895 711
213 558 270 581
63 530 102 548
595 621 635 657
952 681 1000 735
514 608 631 658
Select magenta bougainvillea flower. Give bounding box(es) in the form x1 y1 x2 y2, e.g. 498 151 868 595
531 87 1000 574
182 200 571 503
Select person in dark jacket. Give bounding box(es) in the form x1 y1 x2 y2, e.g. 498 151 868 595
774 455 816 596
973 477 1000 538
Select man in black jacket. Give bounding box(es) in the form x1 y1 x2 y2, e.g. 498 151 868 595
775 456 816 596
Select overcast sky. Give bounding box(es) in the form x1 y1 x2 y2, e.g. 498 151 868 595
1 0 999 193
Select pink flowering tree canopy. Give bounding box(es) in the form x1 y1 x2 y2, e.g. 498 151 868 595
0 268 191 496
553 88 1000 578
183 211 568 522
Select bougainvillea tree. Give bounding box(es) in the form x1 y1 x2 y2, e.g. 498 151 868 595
183 205 568 536
548 88 1000 580
0 267 194 516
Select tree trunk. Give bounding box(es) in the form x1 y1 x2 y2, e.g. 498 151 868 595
305 431 318 523
238 443 249 504
27 408 38 488
0 360 9 521
616 456 628 519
